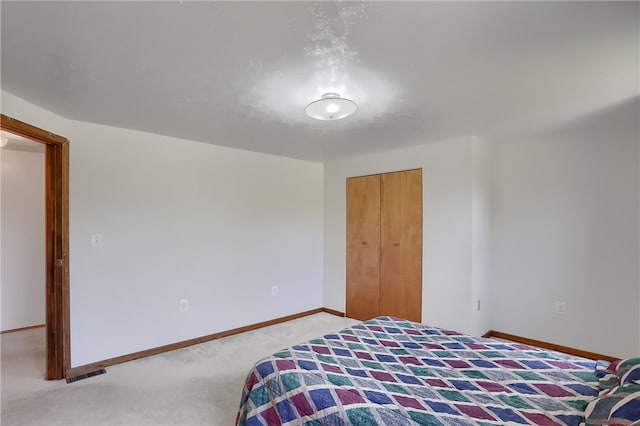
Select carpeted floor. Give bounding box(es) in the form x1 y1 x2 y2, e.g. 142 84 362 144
1 312 358 425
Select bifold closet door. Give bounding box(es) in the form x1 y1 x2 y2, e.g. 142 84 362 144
346 174 381 321
379 169 423 323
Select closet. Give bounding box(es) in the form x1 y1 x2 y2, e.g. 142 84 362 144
346 169 422 322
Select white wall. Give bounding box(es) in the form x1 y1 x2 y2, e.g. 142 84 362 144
1 149 46 331
1 92 69 137
2 91 325 367
324 138 478 335
471 138 492 337
487 97 640 358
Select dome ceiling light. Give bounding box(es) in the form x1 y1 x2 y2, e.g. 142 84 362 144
305 92 357 120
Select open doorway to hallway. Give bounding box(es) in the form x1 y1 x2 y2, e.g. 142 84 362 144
1 132 47 378
1 115 70 380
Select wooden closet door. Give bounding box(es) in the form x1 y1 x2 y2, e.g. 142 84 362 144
379 169 422 322
346 175 381 321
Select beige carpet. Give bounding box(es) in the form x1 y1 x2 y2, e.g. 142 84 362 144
1 313 358 425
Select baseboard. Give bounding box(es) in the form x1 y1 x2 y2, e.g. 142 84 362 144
320 307 345 317
1 324 45 334
483 330 618 362
67 307 341 379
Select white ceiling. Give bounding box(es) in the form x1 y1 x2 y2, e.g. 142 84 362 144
1 1 638 162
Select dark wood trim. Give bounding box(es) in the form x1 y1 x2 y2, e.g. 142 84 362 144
483 330 618 362
1 324 46 334
67 307 328 378
0 117 67 144
321 307 345 317
1 114 70 380
59 141 71 375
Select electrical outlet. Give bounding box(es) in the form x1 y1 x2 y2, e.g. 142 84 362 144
180 299 189 311
271 286 278 296
555 301 566 314
476 299 481 311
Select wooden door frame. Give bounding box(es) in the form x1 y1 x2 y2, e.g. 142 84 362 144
1 114 70 380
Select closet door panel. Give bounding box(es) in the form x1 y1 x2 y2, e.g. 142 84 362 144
380 169 422 322
346 175 381 321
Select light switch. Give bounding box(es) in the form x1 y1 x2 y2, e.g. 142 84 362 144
91 234 103 248
555 301 566 314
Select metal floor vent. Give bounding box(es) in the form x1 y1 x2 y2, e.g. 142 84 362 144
66 368 106 383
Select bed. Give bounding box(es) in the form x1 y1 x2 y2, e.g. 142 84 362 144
236 316 635 426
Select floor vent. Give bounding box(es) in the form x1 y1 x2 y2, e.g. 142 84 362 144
66 368 106 383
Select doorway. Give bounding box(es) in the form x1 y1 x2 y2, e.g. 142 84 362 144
0 114 70 380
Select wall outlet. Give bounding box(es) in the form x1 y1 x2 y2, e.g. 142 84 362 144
180 299 189 311
476 299 481 311
555 301 566 314
271 286 278 296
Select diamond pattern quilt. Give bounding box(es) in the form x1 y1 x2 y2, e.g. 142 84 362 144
236 317 599 425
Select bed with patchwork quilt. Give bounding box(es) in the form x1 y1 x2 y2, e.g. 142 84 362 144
236 317 608 425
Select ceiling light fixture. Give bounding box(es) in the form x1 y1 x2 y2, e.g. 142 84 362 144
305 92 357 120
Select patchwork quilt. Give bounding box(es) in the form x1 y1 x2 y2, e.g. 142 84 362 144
236 317 600 425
